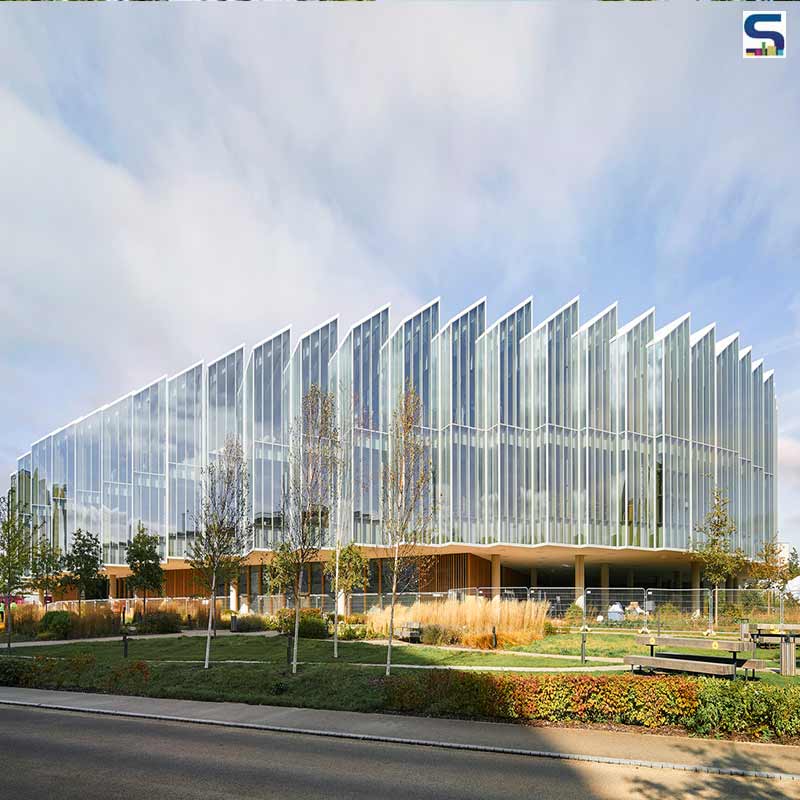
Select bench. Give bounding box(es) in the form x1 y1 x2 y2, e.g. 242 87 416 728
399 622 421 643
623 654 736 677
626 635 756 679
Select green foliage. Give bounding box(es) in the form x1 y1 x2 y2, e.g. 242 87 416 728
0 496 33 648
421 624 460 646
233 614 270 632
38 610 71 640
692 489 748 589
276 607 328 638
0 657 27 686
136 610 182 634
60 528 103 612
324 543 369 596
336 622 367 640
126 523 164 610
29 537 63 605
543 620 557 637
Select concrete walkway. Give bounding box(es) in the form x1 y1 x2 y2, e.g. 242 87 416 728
1 686 798 781
6 630 279 648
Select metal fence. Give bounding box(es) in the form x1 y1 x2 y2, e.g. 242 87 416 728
41 586 797 632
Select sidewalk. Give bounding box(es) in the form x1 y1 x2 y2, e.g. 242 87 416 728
6 630 279 648
1 686 798 780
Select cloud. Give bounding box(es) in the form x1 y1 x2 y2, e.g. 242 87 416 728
1 9 799 550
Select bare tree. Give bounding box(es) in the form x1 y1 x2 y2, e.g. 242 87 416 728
188 436 252 670
380 385 436 676
280 384 339 675
0 494 32 652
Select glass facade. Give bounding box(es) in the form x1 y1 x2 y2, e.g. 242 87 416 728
12 295 777 565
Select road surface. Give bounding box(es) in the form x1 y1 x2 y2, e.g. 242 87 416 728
2 705 794 799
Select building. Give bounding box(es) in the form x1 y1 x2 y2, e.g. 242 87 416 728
10 296 777 605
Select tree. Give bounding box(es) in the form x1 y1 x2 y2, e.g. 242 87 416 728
281 384 339 675
188 436 252 670
0 495 32 652
126 523 164 619
324 542 368 657
29 536 63 609
380 385 436 676
60 528 103 618
691 488 748 624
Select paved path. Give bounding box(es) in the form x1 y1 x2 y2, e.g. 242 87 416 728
6 629 279 648
2 686 799 788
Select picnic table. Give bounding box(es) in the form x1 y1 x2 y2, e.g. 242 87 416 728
624 635 766 679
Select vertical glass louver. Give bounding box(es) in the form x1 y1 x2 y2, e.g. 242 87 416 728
573 303 617 546
611 309 655 548
11 296 778 567
478 298 532 545
133 378 167 559
102 394 133 564
715 333 740 553
648 314 691 549
207 346 244 463
529 298 580 545
331 306 389 546
247 330 290 550
690 324 716 547
436 299 486 544
168 363 204 558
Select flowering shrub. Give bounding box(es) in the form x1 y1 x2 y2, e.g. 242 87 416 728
385 671 800 739
386 672 701 729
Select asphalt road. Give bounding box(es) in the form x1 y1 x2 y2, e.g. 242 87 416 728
2 706 796 800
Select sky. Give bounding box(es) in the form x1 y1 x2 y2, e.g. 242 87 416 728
1 7 798 546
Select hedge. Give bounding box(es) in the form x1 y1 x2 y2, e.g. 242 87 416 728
385 671 800 740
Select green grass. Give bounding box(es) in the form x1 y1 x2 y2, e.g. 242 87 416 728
6 634 610 670
516 631 782 664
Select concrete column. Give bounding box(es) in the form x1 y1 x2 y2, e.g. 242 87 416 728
691 561 701 613
574 555 585 609
491 555 501 599
336 590 347 618
229 581 239 614
529 567 538 590
107 576 116 600
600 564 610 610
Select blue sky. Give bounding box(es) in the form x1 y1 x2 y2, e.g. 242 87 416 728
1 7 798 545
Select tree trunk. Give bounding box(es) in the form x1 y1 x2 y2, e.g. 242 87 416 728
78 591 82 619
292 575 301 675
5 599 11 653
204 582 214 670
143 590 147 620
385 546 400 677
333 545 341 659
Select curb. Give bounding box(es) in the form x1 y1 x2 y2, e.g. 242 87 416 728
1 698 796 782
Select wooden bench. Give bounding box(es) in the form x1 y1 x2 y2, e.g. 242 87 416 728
625 635 756 679
623 654 736 677
399 622 421 643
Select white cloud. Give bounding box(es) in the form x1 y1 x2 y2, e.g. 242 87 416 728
0 8 799 556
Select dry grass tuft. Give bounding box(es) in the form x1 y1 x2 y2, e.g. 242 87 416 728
367 596 549 648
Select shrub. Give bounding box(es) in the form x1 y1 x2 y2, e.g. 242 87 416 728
137 610 182 634
385 672 701 729
543 620 557 637
421 624 460 646
234 614 269 633
346 613 367 625
106 660 150 694
38 610 71 640
337 623 367 641
0 658 29 686
276 607 329 638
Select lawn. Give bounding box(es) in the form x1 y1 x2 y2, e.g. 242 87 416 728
5 634 610 670
515 631 783 665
